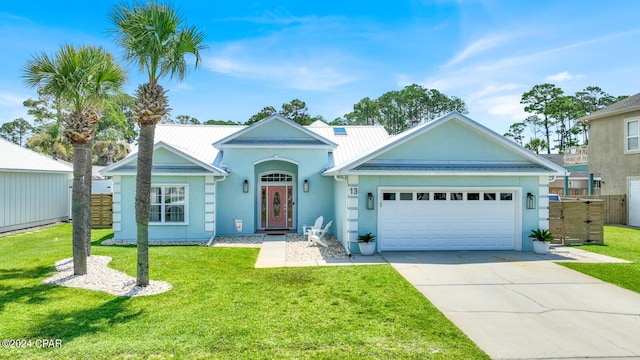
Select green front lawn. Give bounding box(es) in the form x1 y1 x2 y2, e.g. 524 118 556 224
0 223 487 359
561 226 640 294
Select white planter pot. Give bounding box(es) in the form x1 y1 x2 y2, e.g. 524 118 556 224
532 240 550 254
358 242 376 256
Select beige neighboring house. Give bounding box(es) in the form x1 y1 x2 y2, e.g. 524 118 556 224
580 92 640 226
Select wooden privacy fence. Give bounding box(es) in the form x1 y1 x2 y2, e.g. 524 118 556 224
563 195 626 225
91 194 113 228
547 194 626 224
549 199 603 245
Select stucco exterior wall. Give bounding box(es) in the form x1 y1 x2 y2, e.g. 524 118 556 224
215 147 335 235
114 175 209 241
379 120 524 162
332 176 348 249
0 171 71 233
588 109 640 195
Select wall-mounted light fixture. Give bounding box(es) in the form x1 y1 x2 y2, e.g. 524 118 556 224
243 179 249 193
303 179 309 192
526 192 536 209
367 192 375 210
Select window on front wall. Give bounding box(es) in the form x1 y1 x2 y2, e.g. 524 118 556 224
626 119 639 152
150 185 187 224
434 192 447 200
400 192 413 200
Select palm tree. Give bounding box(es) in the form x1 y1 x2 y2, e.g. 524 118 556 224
525 138 549 154
93 128 131 165
27 122 71 161
23 45 126 275
110 2 206 286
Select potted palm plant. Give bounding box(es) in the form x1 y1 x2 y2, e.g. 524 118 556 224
358 232 376 256
529 229 554 254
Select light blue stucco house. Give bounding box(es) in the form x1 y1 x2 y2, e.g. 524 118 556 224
102 112 566 253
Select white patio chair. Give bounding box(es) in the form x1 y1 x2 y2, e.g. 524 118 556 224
309 220 332 248
303 216 323 243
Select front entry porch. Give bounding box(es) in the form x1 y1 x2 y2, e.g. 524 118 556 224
257 171 296 231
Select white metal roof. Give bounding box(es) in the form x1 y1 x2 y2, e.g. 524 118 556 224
306 125 390 166
0 138 72 173
147 124 246 164
108 122 388 172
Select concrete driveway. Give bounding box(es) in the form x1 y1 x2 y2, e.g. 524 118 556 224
383 250 640 359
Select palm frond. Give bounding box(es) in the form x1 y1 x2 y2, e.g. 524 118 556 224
110 1 207 83
22 44 126 144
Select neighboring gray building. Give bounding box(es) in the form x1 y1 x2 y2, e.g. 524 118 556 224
581 92 640 225
0 138 72 233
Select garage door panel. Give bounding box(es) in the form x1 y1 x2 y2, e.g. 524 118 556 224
379 189 517 251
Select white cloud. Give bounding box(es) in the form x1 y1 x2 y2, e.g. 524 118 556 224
206 58 242 74
477 94 527 118
0 90 33 122
212 10 326 26
545 71 574 82
447 33 512 66
0 12 31 22
171 82 192 92
468 83 520 101
0 91 26 107
204 42 357 91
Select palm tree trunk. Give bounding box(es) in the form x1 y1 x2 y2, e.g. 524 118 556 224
84 138 94 256
135 124 156 287
72 143 89 275
107 143 115 165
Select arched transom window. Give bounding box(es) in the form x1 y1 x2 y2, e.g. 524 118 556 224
260 173 293 182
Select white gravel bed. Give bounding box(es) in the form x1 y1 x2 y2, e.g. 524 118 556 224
286 234 350 262
210 235 264 248
45 234 350 296
44 256 172 297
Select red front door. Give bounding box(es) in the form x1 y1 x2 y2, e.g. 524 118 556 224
267 186 287 228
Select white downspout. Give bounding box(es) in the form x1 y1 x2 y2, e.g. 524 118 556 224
206 175 227 246
333 175 352 256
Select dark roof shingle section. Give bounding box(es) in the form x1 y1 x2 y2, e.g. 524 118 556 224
581 92 640 122
539 154 564 166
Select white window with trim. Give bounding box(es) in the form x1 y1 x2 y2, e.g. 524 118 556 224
150 185 188 224
626 118 639 152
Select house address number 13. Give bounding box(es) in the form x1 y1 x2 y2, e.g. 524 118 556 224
348 187 359 195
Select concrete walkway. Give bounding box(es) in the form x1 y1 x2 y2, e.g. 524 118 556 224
383 250 640 359
254 235 386 268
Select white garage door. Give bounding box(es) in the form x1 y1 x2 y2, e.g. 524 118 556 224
379 189 518 251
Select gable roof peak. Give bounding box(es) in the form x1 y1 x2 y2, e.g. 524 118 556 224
323 111 567 176
308 119 330 127
213 113 337 149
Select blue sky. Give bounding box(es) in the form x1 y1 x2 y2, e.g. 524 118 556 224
1 0 639 136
